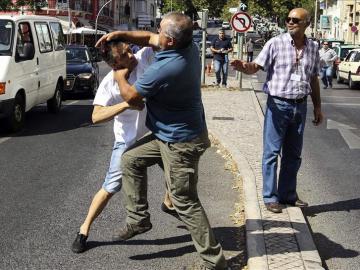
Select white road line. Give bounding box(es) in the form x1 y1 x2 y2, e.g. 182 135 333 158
322 102 360 106
322 96 360 99
0 137 11 144
64 100 79 106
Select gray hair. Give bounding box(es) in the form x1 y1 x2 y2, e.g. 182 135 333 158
162 12 193 49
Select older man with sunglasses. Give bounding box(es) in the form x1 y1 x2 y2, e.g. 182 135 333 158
231 8 324 213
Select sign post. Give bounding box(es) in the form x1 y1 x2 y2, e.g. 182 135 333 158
200 9 208 84
231 11 251 89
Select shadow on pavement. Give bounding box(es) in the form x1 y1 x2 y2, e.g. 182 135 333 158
0 104 94 137
85 226 244 260
304 198 360 217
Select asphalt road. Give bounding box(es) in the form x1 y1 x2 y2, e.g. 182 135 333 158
0 62 244 270
253 67 360 270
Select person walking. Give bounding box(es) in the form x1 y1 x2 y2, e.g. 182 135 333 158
319 41 337 89
71 40 175 253
231 8 323 214
245 38 254 62
96 12 227 270
210 29 233 88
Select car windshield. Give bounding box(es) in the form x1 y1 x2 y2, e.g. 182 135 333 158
0 19 14 56
66 47 90 62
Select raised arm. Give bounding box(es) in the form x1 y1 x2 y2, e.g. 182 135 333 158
96 31 160 50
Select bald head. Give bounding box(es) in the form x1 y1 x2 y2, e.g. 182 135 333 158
289 8 311 24
161 12 193 49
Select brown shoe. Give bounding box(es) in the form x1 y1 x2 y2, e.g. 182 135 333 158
112 222 152 241
265 202 283 213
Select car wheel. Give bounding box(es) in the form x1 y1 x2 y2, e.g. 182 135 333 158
348 74 356 89
7 93 25 132
90 78 99 98
336 70 343 83
47 81 62 113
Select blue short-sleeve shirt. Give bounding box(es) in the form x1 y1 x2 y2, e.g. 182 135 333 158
134 43 206 142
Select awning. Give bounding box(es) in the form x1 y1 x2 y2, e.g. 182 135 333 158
57 16 76 33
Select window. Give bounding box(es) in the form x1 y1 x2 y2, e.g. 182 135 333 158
49 22 65 51
354 52 360 62
35 22 53 53
0 20 14 55
348 51 357 62
15 22 35 62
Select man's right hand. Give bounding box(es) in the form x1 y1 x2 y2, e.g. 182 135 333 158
95 31 123 48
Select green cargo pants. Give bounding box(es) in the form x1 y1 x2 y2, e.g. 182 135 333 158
121 130 227 269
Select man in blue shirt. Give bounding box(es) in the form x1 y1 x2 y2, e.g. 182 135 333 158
96 12 227 270
211 29 233 87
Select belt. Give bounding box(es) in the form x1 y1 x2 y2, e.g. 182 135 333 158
272 95 308 104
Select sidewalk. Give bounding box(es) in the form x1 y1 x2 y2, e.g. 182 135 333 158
201 73 325 270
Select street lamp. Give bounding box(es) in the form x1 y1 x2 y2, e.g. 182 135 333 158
95 0 113 42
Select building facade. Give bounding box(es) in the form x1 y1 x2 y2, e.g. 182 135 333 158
2 0 156 32
320 0 360 44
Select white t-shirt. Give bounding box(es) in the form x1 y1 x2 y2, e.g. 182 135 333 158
93 47 154 147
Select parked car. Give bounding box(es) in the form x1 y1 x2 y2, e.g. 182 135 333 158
0 15 66 132
64 44 100 97
221 21 231 30
198 41 213 58
332 44 359 77
336 48 360 89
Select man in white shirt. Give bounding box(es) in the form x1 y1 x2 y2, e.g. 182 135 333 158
319 41 337 89
71 40 175 253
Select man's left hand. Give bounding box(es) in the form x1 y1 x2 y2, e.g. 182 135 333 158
312 107 324 126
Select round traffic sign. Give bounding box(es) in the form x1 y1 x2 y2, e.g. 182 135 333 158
231 12 252 33
351 25 358 33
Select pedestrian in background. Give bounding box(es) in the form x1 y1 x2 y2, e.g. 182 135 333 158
71 40 175 253
231 8 323 214
96 12 227 270
319 41 337 89
245 37 254 62
211 29 233 88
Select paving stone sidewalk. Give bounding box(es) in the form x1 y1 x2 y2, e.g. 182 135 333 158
201 73 324 270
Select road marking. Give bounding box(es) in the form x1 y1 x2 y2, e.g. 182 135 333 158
0 137 11 144
322 96 360 99
64 100 79 106
327 119 360 149
322 102 360 106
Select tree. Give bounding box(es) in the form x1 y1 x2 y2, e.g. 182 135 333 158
0 0 13 11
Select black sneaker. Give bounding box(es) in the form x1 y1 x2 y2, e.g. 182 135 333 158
161 203 181 221
71 233 88 253
112 222 152 241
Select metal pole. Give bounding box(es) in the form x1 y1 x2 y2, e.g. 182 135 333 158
201 29 206 84
95 0 113 43
354 0 357 44
238 33 244 89
314 0 318 37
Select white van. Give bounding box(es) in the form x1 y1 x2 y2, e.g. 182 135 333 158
0 15 66 131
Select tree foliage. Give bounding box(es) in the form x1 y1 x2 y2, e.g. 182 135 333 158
0 0 47 11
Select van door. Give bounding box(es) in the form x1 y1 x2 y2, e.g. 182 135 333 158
12 21 38 111
34 22 54 102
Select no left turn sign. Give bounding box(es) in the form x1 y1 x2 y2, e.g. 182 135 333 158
231 12 252 33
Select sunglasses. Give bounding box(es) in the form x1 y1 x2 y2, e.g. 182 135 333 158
285 17 303 24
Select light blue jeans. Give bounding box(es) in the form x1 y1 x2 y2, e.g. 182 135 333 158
320 65 333 87
262 96 307 204
102 141 127 193
214 58 229 86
